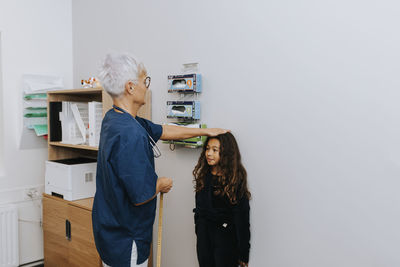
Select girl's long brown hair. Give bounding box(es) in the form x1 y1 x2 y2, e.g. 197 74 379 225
193 132 251 205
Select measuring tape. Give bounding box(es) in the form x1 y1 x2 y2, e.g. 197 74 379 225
156 193 164 267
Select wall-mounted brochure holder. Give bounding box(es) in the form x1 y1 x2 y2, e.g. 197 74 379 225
168 74 202 93
167 101 200 120
23 94 47 134
20 74 64 150
22 74 64 137
21 93 48 150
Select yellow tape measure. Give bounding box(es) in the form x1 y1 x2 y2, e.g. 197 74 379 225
156 193 164 267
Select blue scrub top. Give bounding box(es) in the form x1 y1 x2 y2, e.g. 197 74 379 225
92 107 163 266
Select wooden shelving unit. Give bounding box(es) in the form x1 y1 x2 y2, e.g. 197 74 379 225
43 87 153 267
48 141 99 151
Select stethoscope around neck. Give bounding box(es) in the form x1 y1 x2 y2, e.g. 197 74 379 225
113 105 162 158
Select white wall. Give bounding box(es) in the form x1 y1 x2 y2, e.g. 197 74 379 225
0 33 4 176
72 1 400 266
0 0 73 264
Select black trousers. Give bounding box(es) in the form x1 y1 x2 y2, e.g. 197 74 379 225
195 218 238 267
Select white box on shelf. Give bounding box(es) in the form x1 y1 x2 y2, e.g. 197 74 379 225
45 158 97 201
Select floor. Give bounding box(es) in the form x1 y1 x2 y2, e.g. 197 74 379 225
19 260 44 267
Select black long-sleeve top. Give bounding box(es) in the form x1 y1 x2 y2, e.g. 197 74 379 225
194 171 251 263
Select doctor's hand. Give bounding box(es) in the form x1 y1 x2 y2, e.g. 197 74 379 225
157 177 173 194
206 128 230 137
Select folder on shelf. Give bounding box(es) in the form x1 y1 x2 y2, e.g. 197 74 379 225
88 101 102 147
71 103 87 144
49 102 62 141
55 101 102 147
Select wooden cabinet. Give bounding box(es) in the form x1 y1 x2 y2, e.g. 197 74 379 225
42 196 69 266
43 88 152 266
43 195 100 267
69 199 100 266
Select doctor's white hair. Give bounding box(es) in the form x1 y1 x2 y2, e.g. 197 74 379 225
97 52 144 98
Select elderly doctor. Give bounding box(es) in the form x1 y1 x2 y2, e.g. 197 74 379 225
92 52 228 267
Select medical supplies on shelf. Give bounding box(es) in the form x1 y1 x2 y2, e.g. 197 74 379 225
162 123 207 148
167 101 201 120
168 73 202 93
165 63 206 149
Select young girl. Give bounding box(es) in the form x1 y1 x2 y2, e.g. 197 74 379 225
193 132 251 267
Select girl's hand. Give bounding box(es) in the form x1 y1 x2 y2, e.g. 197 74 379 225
206 128 230 137
238 260 248 267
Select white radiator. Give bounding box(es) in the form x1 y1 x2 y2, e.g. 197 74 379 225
0 205 19 267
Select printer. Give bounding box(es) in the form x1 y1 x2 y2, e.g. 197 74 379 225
45 157 97 201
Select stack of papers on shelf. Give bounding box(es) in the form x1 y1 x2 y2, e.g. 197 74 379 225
60 101 89 145
58 101 102 147
22 74 64 138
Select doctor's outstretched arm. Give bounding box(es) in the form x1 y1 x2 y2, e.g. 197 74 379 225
160 125 229 141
